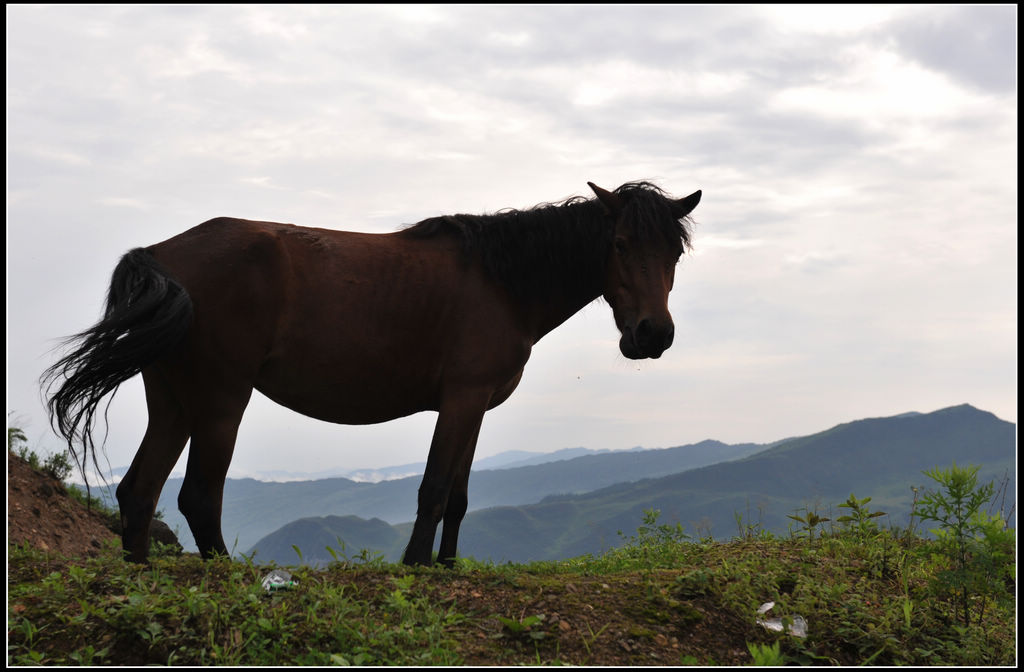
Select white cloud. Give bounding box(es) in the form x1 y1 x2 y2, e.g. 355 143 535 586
755 5 913 36
770 45 982 129
97 197 150 210
144 35 252 80
241 7 312 41
487 30 532 48
692 236 766 253
26 147 93 167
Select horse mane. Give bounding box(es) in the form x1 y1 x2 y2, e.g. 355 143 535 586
400 181 694 301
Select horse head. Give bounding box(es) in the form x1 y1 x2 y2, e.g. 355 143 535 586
589 181 701 360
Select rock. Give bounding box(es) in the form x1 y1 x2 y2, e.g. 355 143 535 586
150 518 183 553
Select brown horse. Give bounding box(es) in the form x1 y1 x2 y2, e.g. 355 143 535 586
43 181 700 566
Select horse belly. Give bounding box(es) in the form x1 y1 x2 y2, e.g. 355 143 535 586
254 340 442 425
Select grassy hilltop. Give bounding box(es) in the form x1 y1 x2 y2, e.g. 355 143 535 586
8 495 1016 666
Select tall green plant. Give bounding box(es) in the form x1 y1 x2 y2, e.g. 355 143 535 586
915 462 1012 627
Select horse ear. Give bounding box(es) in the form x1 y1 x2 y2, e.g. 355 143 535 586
677 190 702 217
588 181 623 216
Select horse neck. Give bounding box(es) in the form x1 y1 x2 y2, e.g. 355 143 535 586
516 216 609 342
525 280 605 343
412 198 611 343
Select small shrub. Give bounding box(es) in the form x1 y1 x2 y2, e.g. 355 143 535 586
786 508 829 541
915 462 1014 627
836 493 886 539
42 450 74 482
9 424 75 482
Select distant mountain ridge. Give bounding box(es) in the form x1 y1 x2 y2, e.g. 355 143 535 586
151 437 765 555
332 446 627 483
83 446 625 485
244 404 1016 566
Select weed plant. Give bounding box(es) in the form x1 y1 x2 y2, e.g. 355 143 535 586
9 427 74 482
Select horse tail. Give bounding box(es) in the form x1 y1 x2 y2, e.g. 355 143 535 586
41 247 193 480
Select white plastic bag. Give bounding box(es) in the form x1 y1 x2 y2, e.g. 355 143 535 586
756 601 807 638
261 569 298 593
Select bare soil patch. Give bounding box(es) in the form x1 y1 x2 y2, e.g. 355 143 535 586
7 451 118 559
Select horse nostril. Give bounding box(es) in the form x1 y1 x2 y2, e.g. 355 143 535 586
636 318 673 355
636 319 653 347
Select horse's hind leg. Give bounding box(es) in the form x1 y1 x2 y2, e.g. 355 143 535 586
177 386 253 559
116 369 190 563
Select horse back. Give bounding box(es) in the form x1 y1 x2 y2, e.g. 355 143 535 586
147 217 531 423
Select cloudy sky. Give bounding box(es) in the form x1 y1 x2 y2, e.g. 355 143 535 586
7 5 1017 481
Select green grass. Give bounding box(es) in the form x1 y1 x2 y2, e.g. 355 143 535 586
8 510 1015 666
8 541 462 666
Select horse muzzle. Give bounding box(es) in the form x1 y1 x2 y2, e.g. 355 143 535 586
619 318 674 360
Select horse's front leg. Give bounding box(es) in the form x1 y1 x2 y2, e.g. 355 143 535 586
402 388 489 567
436 426 480 568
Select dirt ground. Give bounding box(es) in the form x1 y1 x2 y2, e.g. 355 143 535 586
7 451 118 558
386 569 762 665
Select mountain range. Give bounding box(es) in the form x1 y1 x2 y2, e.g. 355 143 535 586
150 438 765 556
243 404 1015 566
82 404 1015 566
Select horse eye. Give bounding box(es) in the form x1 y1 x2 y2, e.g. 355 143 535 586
614 238 628 256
